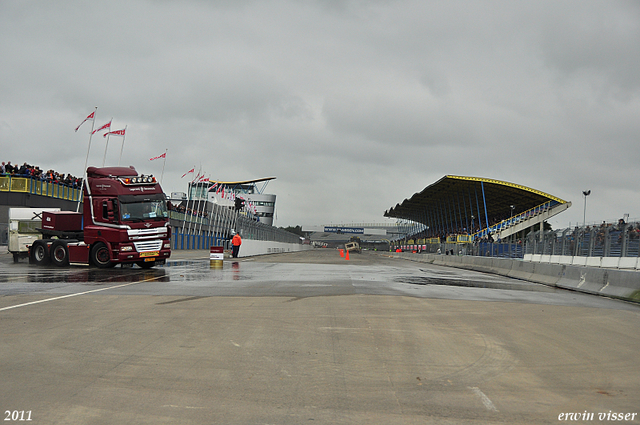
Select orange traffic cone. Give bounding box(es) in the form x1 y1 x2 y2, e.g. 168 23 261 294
339 249 344 257
345 249 350 261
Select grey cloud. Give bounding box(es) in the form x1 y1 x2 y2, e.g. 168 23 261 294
2 0 640 226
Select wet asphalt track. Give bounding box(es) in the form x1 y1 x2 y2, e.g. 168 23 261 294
1 249 639 424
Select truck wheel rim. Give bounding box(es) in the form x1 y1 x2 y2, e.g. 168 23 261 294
95 247 110 264
53 246 66 262
35 246 46 261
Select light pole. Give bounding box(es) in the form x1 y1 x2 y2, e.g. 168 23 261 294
510 205 515 243
582 190 591 228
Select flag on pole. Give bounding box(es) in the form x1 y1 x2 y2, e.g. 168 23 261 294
104 128 126 137
208 182 219 192
181 168 195 178
149 153 167 161
75 111 95 132
92 120 112 135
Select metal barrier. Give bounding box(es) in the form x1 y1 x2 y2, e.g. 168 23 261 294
0 176 82 202
171 202 300 250
525 222 640 258
393 221 640 262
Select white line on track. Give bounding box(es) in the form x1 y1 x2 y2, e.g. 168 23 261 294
0 276 162 312
468 386 499 412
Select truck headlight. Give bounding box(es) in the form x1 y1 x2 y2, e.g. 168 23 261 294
120 245 133 252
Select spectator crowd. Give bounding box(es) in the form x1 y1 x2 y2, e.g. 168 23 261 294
1 161 83 188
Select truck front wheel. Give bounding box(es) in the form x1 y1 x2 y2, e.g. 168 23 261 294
50 240 70 267
91 242 113 268
30 240 50 266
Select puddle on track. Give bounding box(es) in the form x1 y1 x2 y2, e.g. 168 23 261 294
395 276 558 292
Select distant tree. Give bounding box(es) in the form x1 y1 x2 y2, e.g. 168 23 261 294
280 225 305 237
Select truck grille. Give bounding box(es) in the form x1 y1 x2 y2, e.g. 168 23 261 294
134 240 163 252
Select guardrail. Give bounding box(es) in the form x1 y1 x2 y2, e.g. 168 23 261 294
392 221 640 268
0 176 82 202
171 202 300 250
525 223 640 258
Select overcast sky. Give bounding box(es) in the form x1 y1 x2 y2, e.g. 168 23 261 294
1 0 639 229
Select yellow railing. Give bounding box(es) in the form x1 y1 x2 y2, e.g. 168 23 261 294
0 176 82 202
445 235 472 243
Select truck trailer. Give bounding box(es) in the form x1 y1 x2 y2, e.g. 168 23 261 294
27 166 171 268
8 208 61 263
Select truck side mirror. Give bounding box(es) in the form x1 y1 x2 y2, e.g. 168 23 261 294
106 200 115 221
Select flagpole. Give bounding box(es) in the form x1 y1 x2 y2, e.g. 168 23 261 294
181 166 196 236
197 174 208 236
78 107 97 212
118 125 128 166
160 149 167 185
188 166 202 235
102 133 110 167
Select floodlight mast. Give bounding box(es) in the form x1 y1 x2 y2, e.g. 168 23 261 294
582 190 591 227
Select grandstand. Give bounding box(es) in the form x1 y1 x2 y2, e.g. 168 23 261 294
384 175 571 243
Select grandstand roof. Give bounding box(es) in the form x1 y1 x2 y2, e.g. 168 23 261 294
384 175 568 226
209 177 276 185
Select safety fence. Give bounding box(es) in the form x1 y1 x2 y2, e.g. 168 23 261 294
392 221 640 262
525 222 640 258
171 202 300 250
393 240 523 258
0 176 82 202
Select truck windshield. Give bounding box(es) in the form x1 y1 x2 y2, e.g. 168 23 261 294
119 195 168 222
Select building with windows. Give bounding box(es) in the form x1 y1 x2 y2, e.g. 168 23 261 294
188 177 277 226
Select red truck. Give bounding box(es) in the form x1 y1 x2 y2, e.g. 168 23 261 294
29 166 171 268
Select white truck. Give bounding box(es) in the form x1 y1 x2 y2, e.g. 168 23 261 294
344 241 361 253
7 208 60 263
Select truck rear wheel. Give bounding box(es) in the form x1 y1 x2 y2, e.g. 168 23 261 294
30 240 50 266
91 242 114 268
50 240 70 267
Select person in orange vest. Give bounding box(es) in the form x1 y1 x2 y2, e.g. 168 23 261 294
231 231 242 258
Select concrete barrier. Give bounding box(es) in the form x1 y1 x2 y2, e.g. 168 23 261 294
600 257 620 269
572 256 587 267
585 257 602 268
557 266 608 295
558 256 573 265
380 251 640 303
237 240 312 257
530 262 564 285
619 257 639 270
507 260 536 281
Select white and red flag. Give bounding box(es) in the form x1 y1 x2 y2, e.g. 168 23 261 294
181 168 195 178
75 111 95 132
104 128 126 137
149 153 167 161
92 120 112 135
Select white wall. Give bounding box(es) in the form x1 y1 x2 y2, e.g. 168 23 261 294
237 239 312 257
